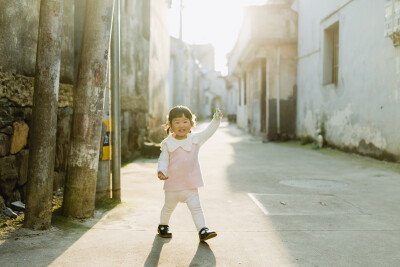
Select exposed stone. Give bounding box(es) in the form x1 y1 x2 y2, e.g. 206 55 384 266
24 107 32 123
0 125 13 135
20 186 27 203
58 83 74 108
0 97 17 107
0 72 34 107
0 70 74 108
121 129 130 159
0 155 18 198
120 95 147 112
4 207 17 218
53 171 66 192
135 112 147 129
11 201 25 211
149 125 167 143
0 133 10 156
138 129 146 150
16 149 29 186
55 107 72 171
0 195 5 213
142 141 161 158
10 121 29 154
0 104 25 128
9 190 21 204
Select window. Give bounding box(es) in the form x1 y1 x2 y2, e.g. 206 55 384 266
323 22 339 85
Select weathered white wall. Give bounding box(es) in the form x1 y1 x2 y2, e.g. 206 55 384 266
228 3 297 138
296 0 400 160
149 0 170 122
0 0 74 82
226 82 238 117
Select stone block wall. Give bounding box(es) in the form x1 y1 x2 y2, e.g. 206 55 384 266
119 0 170 162
0 69 74 211
0 0 172 214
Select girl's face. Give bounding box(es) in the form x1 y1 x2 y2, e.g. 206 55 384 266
170 114 193 139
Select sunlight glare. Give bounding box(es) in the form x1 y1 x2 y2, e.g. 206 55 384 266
168 0 268 74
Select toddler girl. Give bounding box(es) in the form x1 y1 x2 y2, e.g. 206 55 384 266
157 105 222 242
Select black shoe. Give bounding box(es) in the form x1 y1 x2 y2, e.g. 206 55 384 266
199 227 217 242
158 225 172 238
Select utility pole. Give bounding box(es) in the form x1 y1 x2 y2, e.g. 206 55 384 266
179 0 183 41
111 0 121 201
176 0 184 105
24 0 64 230
63 0 114 218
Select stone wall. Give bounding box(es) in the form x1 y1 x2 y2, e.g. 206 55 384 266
0 0 172 213
0 70 74 210
0 0 75 213
120 0 170 161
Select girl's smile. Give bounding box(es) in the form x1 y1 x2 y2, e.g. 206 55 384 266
171 115 193 139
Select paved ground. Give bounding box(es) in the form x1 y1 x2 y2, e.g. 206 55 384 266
1 121 400 266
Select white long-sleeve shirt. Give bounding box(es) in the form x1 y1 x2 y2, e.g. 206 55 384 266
157 118 220 190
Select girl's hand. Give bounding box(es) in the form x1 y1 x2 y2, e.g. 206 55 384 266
217 109 223 118
158 171 168 180
215 108 223 119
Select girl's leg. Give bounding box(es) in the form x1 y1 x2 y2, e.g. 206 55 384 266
160 191 179 225
184 189 206 231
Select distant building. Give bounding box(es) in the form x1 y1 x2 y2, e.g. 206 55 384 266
294 0 400 161
169 39 226 119
227 1 298 139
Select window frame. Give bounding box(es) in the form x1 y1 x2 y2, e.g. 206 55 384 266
322 20 340 86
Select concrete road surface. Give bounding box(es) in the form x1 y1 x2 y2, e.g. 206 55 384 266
1 121 400 266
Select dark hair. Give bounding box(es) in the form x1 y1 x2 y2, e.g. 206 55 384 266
165 105 196 134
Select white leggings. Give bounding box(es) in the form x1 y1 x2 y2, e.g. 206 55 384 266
160 189 206 231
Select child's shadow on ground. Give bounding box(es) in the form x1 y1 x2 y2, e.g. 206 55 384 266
189 242 216 267
144 235 216 267
144 235 171 267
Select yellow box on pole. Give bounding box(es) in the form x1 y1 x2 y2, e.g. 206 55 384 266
102 119 112 160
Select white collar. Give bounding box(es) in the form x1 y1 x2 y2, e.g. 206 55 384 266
161 133 200 152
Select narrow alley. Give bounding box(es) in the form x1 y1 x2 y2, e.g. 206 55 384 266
1 121 400 266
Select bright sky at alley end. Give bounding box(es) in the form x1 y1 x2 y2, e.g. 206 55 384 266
168 0 268 75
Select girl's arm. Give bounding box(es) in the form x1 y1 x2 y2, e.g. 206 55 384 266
157 145 169 177
193 115 221 146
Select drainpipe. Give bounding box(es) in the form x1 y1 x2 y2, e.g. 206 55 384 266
111 0 121 201
276 45 281 138
179 0 183 41
177 0 184 105
266 60 270 137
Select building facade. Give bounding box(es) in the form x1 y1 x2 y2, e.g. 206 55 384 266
227 1 298 139
169 39 227 120
294 0 400 161
0 0 171 207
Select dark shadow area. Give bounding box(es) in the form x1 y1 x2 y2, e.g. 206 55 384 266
144 235 171 267
189 242 216 267
0 198 120 266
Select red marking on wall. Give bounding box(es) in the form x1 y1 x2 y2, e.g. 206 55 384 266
94 65 102 87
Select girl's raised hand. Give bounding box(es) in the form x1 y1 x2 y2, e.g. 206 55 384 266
217 109 223 118
158 171 168 180
215 108 223 119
